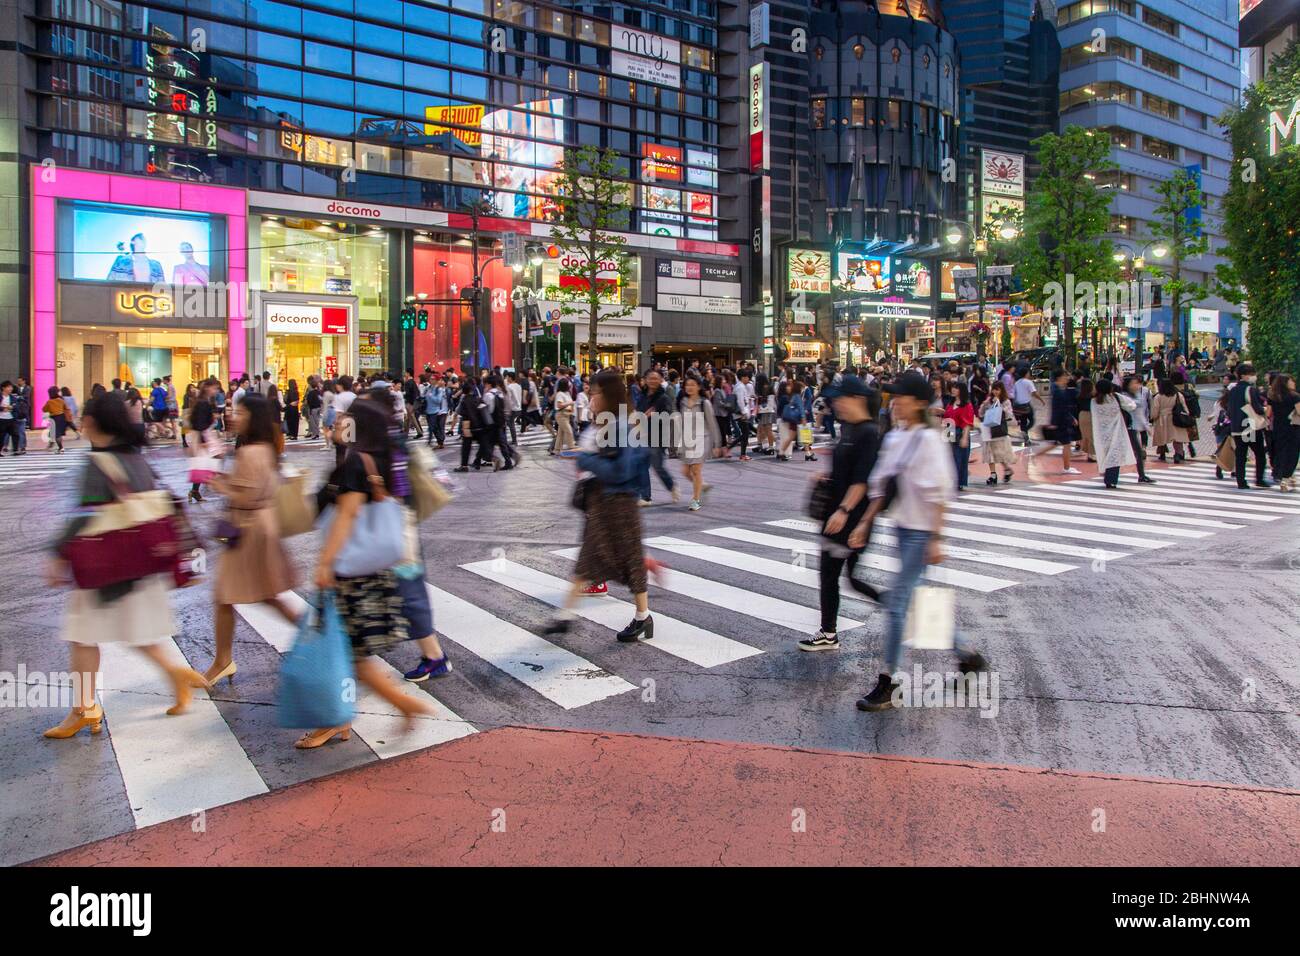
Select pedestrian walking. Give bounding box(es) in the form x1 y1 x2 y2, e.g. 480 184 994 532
676 373 720 511
41 386 71 453
1121 376 1156 484
1151 377 1191 464
552 378 577 453
43 392 208 738
283 379 301 441
305 400 438 747
976 381 1015 485
544 370 654 642
636 369 677 504
942 380 974 491
1267 372 1299 492
1090 379 1136 488
800 375 884 652
847 371 988 710
204 393 300 686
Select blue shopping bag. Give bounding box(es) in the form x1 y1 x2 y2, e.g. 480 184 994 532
277 591 356 729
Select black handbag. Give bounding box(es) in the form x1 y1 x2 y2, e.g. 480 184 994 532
807 476 835 521
571 477 597 511
1172 395 1195 429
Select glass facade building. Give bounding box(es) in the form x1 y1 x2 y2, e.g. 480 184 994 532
5 0 751 385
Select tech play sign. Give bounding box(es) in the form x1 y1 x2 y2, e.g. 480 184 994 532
264 303 349 335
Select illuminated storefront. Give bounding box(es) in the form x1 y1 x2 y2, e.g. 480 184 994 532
32 169 245 404
251 293 358 387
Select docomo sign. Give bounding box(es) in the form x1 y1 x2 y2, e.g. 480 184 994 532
264 304 350 335
749 64 767 172
1268 99 1300 155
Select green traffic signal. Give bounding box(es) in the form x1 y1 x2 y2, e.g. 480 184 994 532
417 309 428 331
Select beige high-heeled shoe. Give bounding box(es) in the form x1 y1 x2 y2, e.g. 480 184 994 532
294 725 352 749
44 703 104 739
205 661 237 686
167 667 210 716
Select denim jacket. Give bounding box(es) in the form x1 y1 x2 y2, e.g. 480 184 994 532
578 443 647 495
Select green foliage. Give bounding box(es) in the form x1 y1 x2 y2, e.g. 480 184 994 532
1146 167 1210 350
1219 40 1300 373
547 145 636 367
1013 125 1120 361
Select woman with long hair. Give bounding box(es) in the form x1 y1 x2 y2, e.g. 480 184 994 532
203 393 299 685
1151 376 1190 463
44 393 208 738
544 370 655 642
1090 378 1137 489
1076 377 1096 462
754 372 776 455
977 380 1015 485
306 400 438 747
283 378 301 441
1268 372 1299 492
677 373 719 510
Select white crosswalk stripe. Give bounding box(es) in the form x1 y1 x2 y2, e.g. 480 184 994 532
951 497 1213 538
1070 478 1300 515
235 593 475 757
987 488 1252 527
550 546 863 635
0 448 88 485
460 559 762 667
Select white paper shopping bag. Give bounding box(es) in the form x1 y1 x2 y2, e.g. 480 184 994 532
902 586 955 650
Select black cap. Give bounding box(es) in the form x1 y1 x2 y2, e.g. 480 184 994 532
822 374 873 399
881 371 932 402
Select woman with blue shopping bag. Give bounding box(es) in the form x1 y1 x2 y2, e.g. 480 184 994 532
291 400 437 749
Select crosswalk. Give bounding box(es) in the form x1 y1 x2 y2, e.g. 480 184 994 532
0 447 89 487
34 457 1298 847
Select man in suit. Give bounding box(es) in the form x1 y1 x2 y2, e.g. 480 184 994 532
1227 362 1270 489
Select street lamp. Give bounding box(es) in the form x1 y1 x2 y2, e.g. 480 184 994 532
1112 240 1167 376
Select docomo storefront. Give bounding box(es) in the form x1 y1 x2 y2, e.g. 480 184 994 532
249 292 359 386
31 169 248 405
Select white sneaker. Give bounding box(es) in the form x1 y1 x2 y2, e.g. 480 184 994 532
671 487 681 503
688 499 701 511
1061 467 1082 475
638 499 652 507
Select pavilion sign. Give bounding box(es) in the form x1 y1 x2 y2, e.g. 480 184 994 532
1268 99 1300 155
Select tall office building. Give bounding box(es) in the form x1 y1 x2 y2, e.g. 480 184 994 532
1055 0 1241 352
943 0 1060 179
4 0 759 393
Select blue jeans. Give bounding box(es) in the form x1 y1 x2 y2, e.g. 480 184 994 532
639 445 675 500
883 528 971 673
952 442 970 490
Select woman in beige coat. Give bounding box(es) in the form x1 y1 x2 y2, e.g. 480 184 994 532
1150 377 1190 462
204 393 300 685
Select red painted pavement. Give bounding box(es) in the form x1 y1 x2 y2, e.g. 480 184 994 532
33 728 1300 866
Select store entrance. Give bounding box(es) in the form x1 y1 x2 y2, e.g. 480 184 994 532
268 334 342 389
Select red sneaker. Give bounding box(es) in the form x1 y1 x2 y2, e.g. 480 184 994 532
582 582 609 595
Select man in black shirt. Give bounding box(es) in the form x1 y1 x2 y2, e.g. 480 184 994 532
800 374 884 652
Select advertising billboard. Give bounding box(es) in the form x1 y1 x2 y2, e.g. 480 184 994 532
480 98 566 220
69 205 214 286
980 149 1025 198
749 64 768 172
423 104 485 146
940 261 974 300
787 248 832 294
611 27 681 87
837 253 890 293
893 258 932 300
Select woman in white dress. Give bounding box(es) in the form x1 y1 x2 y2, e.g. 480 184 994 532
1091 378 1137 488
676 374 721 511
43 392 207 739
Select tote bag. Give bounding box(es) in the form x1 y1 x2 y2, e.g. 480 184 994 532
406 443 453 520
903 586 955 650
277 591 355 729
320 452 406 577
275 466 317 537
797 423 814 447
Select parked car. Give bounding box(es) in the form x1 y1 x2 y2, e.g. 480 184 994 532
1008 348 1060 379
917 351 979 367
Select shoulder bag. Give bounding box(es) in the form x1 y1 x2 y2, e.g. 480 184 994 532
1172 393 1196 429
322 452 407 577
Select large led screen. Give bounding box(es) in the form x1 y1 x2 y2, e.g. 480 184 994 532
68 205 215 286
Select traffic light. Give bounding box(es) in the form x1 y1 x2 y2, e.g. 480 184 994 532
417 309 428 331
400 307 415 330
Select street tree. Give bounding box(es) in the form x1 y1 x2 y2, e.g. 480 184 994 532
1014 125 1120 365
546 144 636 370
1218 39 1300 374
1146 167 1209 355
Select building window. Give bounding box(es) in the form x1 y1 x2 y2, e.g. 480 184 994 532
850 97 866 126
1142 8 1178 37
811 98 826 129
1108 214 1139 234
683 45 712 70
1143 50 1179 79
1143 136 1178 161
1061 38 1136 69
1060 82 1135 112
1090 169 1136 192
1103 126 1133 149
1058 0 1134 25
886 100 901 128
1144 92 1178 120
